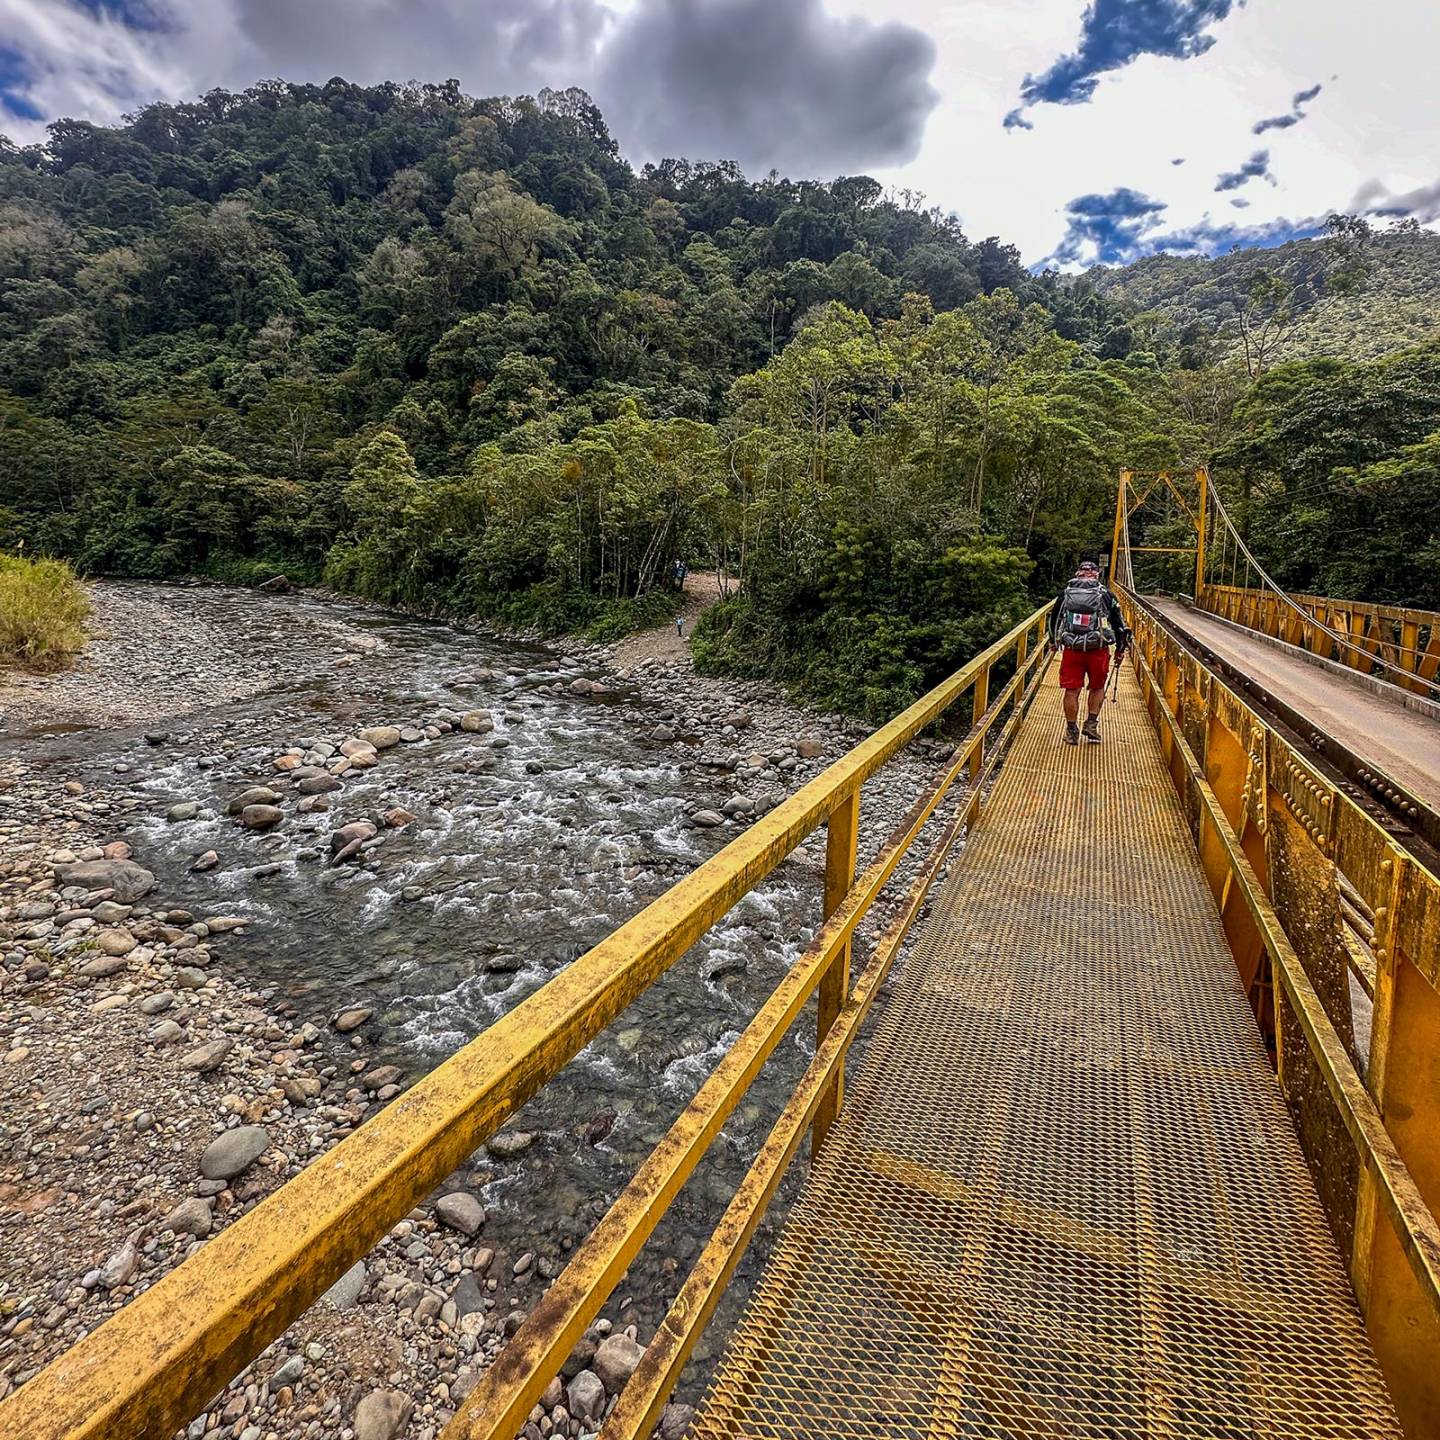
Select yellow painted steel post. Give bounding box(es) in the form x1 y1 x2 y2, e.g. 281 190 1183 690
1350 854 1440 1435
812 789 860 1157
969 664 990 782
1194 466 1208 603
1111 469 1129 586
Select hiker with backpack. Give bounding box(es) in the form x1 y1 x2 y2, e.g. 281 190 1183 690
1049 552 1131 745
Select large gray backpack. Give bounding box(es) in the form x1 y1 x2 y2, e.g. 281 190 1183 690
1057 580 1114 652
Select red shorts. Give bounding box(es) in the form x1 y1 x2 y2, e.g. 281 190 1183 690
1059 646 1110 691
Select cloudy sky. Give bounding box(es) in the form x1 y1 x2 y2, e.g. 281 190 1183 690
1 0 1436 268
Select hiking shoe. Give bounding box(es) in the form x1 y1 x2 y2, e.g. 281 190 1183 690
1063 721 1080 746
1082 718 1102 744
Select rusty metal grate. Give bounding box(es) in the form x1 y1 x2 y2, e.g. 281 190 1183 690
692 665 1400 1438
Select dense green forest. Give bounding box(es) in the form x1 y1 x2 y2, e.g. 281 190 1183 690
1092 227 1440 370
0 79 1436 715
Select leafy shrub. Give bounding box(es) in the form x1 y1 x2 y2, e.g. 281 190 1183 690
0 554 90 670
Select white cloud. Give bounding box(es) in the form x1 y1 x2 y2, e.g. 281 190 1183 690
829 0 1440 264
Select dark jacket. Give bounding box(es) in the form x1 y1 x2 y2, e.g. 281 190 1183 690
1049 578 1131 651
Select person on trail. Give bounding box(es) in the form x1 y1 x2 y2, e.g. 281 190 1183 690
1049 552 1131 746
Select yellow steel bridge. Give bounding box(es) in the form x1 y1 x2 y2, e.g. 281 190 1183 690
4 474 1439 1440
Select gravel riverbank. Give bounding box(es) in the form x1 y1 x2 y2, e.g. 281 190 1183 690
1 582 964 1440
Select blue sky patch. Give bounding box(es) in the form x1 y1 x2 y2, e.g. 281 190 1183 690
1009 0 1240 128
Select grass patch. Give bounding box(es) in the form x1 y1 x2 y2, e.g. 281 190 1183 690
0 554 91 671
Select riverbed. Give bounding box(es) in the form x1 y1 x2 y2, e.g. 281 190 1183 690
1 581 955 1435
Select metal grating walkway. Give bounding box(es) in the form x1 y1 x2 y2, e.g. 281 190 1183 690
693 664 1401 1438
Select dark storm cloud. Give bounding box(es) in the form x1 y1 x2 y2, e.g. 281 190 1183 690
593 0 938 175
1252 80 1322 134
1008 0 1239 128
226 0 610 97
1215 148 1271 192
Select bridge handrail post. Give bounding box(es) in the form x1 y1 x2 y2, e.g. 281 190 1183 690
813 787 860 1157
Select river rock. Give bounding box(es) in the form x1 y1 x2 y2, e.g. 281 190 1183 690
258 574 292 593
435 1191 486 1235
180 1037 233 1073
569 678 595 696
796 735 825 759
148 1019 184 1044
199 1125 270 1180
703 953 747 983
97 928 137 956
331 820 378 853
460 711 493 733
239 804 284 830
333 1007 372 1033
55 859 156 903
721 794 755 815
322 1259 367 1311
691 810 725 828
296 775 342 796
486 1129 536 1159
383 807 415 829
190 850 220 873
98 1236 141 1290
78 954 128 978
595 1333 646 1394
660 1403 696 1440
340 737 378 759
167 802 200 822
161 1196 214 1238
353 1390 412 1440
227 786 282 815
361 1064 404 1091
269 1355 305 1391
359 726 402 750
567 1371 606 1423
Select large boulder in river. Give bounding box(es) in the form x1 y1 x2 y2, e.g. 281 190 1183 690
331 820 378 852
359 726 402 750
54 859 155 903
227 786 282 815
240 804 284 830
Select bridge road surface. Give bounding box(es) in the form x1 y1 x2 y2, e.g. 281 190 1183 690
689 661 1400 1439
1151 597 1440 818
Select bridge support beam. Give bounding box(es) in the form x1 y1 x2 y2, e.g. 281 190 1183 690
814 790 860 1158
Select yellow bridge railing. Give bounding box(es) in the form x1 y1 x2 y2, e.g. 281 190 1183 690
0 607 1053 1440
1200 583 1440 700
1122 590 1440 1437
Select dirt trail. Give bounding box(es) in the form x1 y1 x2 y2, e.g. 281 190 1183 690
608 570 735 670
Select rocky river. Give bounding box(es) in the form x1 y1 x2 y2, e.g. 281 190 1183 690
0 581 961 1440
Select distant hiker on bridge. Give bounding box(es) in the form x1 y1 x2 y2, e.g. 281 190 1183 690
1049 552 1130 746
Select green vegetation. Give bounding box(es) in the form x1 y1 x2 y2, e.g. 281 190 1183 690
1090 224 1440 371
0 79 1435 714
0 554 90 670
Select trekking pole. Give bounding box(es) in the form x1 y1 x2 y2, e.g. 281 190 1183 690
1109 647 1125 705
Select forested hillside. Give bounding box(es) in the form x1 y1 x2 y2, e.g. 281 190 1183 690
1 79 1436 716
1090 227 1440 369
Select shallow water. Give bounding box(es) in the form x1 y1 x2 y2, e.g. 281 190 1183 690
18 585 850 1368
